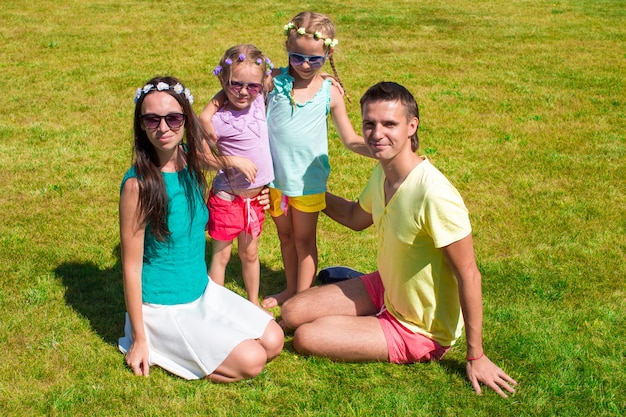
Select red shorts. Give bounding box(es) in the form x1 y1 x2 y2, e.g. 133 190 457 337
361 271 450 364
207 190 266 241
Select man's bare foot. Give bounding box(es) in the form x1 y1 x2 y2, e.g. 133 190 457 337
262 289 294 309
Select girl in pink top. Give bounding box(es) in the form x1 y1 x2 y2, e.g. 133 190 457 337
202 44 274 305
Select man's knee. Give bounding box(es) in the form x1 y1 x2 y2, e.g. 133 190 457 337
280 296 301 329
292 323 316 355
282 290 318 329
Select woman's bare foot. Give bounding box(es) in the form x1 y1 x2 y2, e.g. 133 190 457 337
262 289 294 309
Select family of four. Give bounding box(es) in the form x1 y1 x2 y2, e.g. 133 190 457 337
117 11 516 398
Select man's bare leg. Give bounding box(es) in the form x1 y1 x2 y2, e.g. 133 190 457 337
281 277 377 328
295 315 389 361
282 277 388 361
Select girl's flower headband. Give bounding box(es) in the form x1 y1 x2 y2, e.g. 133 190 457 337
212 54 275 77
133 82 194 104
283 22 339 48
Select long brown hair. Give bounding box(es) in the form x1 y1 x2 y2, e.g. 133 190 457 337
131 76 211 241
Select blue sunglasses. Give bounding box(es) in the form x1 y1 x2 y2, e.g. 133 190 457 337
288 52 328 68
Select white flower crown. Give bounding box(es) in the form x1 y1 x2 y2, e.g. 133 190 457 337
133 82 194 105
283 22 339 48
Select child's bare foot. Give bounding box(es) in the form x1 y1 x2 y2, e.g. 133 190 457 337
262 289 294 309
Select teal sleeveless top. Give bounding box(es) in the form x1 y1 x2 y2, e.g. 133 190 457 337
266 67 331 196
121 166 209 305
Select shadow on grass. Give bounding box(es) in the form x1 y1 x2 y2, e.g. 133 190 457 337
438 357 468 380
55 242 286 346
54 244 125 345
203 240 286 299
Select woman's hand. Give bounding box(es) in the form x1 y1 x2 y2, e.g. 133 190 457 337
125 339 150 376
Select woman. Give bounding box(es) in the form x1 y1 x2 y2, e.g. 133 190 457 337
118 76 283 382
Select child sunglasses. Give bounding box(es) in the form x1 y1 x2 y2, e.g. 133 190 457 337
227 81 263 95
288 52 328 69
141 113 186 130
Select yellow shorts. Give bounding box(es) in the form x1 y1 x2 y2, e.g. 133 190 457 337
268 188 326 217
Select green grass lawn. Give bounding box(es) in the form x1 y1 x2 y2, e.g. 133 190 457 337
1 0 624 415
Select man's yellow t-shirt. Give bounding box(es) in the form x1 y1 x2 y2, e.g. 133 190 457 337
359 159 471 346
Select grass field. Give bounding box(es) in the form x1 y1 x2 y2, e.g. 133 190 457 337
1 0 624 415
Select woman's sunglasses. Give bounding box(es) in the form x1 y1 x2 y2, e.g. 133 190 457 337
227 81 263 95
288 52 327 69
141 113 186 130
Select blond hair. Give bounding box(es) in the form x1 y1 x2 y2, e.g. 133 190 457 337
214 44 271 87
285 12 348 99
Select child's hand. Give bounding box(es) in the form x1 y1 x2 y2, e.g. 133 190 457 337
257 187 271 210
228 156 258 183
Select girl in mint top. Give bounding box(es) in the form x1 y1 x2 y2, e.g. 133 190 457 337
267 69 332 195
261 12 372 309
118 76 283 382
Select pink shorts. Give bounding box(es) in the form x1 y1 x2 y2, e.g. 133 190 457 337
361 271 450 364
207 189 266 241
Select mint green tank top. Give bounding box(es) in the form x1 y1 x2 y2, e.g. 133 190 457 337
266 67 331 196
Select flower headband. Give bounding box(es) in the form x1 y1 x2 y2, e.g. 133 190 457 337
212 54 274 76
133 82 194 105
283 22 339 48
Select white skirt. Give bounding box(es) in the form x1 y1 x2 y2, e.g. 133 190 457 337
119 278 274 380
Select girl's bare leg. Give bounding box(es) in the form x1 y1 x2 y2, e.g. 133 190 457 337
209 239 233 286
237 233 260 304
262 213 297 308
290 209 319 293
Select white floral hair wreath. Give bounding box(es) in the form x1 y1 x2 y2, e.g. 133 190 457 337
283 22 338 48
133 82 194 105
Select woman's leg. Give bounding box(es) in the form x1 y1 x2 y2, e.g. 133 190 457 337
207 320 284 382
257 320 285 361
207 339 268 383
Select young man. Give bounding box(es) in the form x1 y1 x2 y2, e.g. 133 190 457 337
281 82 517 398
